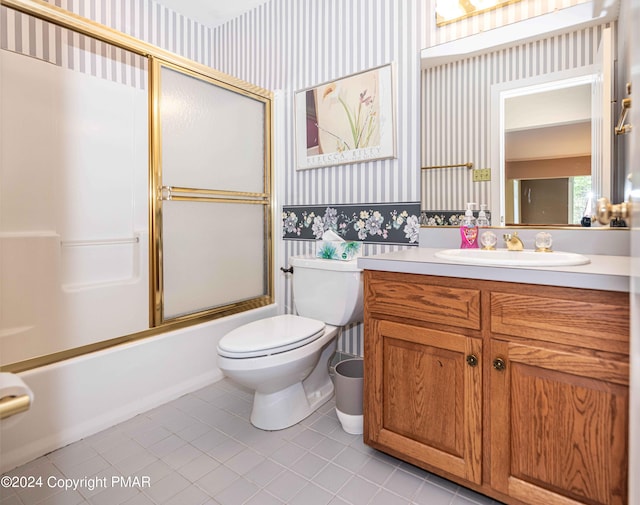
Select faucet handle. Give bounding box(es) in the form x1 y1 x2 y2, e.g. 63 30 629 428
535 232 553 252
480 231 497 250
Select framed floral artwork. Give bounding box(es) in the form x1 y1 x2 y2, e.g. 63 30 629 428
294 63 396 170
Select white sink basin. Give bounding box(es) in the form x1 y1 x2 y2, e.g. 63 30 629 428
434 248 591 267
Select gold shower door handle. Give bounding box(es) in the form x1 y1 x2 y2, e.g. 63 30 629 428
0 394 31 420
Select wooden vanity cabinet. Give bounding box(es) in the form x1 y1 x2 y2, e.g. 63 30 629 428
489 288 629 505
363 271 483 484
363 270 630 505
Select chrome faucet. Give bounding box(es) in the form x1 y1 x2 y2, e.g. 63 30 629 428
503 232 524 251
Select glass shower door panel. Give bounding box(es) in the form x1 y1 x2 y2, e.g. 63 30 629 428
162 201 266 319
161 66 265 194
157 62 270 323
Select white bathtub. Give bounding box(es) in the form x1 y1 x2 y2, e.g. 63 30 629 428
0 304 277 473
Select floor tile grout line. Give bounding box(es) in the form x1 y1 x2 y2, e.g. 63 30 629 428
1 378 502 505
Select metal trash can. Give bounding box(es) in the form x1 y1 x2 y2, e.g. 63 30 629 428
334 358 364 434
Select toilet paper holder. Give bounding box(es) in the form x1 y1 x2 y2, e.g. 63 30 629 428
0 394 31 420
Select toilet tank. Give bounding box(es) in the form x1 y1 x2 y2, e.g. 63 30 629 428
289 256 363 326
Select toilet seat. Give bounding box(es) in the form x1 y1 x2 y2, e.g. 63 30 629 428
217 314 326 358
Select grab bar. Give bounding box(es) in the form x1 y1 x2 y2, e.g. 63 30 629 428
0 394 31 420
61 236 140 247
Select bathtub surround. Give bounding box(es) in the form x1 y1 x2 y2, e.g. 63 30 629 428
1 46 149 365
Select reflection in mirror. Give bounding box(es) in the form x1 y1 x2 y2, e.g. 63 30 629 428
491 27 614 227
502 77 594 225
421 7 621 228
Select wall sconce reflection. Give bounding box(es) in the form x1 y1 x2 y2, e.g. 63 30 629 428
435 0 521 26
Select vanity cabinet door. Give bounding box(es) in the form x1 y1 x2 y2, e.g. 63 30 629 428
489 339 629 505
364 318 482 484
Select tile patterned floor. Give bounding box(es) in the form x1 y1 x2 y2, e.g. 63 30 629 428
1 379 504 505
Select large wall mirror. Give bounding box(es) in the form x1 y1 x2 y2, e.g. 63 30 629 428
420 2 622 227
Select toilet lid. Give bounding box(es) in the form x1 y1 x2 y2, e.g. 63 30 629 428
217 314 326 358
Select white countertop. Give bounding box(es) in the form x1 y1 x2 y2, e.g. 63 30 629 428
357 248 630 292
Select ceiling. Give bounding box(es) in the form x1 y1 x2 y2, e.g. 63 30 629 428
157 0 269 28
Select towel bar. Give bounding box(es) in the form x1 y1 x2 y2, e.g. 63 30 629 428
422 162 473 170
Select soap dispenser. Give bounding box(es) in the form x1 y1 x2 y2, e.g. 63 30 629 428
460 203 478 249
477 204 490 227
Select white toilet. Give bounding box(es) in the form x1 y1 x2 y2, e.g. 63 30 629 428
217 255 363 431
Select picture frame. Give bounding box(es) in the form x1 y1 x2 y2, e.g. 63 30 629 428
294 63 396 170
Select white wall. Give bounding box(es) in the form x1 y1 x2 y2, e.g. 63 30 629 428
0 49 149 365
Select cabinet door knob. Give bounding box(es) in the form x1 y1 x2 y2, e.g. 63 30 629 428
492 357 506 371
466 354 478 367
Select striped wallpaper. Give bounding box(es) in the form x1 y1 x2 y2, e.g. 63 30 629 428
421 22 610 213
1 0 609 356
1 4 146 88
3 0 420 355
213 0 602 353
1 0 214 88
212 0 423 208
210 0 423 355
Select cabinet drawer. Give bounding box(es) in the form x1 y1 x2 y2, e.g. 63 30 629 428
490 291 629 354
365 271 481 330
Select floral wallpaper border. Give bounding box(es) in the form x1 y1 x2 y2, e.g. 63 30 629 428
282 203 421 244
420 210 492 227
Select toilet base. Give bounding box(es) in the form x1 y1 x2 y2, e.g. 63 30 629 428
251 378 334 431
249 339 336 431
